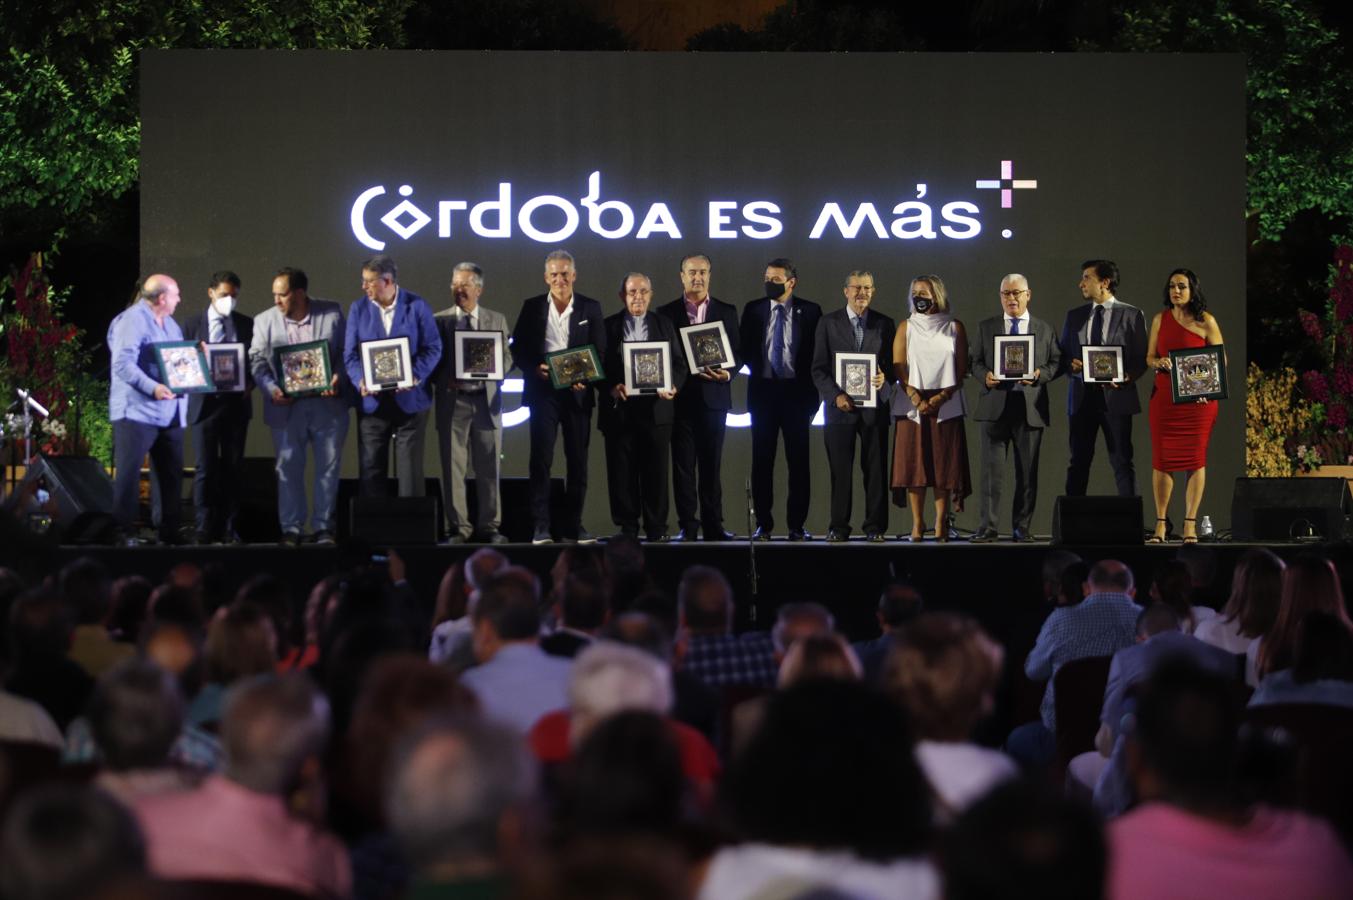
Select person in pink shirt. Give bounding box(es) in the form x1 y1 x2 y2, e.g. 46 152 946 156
133 674 352 898
1108 659 1353 900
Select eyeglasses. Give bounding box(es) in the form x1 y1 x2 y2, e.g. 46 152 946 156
1000 290 1028 299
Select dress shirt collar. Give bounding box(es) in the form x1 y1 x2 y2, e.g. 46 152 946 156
684 295 709 324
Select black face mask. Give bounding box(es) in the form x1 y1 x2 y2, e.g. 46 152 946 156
912 296 933 313
765 281 787 300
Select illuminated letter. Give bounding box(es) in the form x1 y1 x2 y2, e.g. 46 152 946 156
438 200 468 237
518 195 580 243
809 203 888 240
636 203 682 239
470 183 512 238
940 202 982 239
890 201 937 240
708 202 738 239
350 186 387 251
741 202 783 239
581 171 634 239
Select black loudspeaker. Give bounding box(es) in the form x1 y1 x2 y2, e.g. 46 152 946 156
1232 477 1350 542
20 456 117 545
349 496 439 545
338 478 443 541
234 457 281 543
1051 495 1143 546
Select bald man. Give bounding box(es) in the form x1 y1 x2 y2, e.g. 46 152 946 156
108 275 189 545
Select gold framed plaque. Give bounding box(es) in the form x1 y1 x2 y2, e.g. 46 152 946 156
994 335 1035 381
546 344 604 389
274 339 332 397
622 341 673 394
1081 345 1125 384
834 351 877 408
1169 344 1227 402
362 335 414 391
679 321 736 372
453 330 505 381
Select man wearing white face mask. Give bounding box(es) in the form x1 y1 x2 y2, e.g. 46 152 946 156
180 270 254 544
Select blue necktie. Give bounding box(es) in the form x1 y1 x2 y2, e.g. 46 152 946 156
1091 305 1104 346
854 315 865 350
1009 318 1019 335
771 305 788 378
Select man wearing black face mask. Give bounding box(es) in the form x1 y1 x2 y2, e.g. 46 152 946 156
741 258 823 541
180 270 254 544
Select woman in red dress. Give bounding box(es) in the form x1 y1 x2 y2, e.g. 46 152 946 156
1147 268 1224 543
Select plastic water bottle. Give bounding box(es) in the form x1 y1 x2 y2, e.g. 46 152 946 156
1198 515 1214 540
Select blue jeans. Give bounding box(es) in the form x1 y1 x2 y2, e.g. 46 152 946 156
272 399 349 535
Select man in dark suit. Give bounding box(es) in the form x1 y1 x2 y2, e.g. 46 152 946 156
657 253 741 542
599 272 688 542
969 274 1062 542
1058 259 1148 497
343 254 442 499
810 270 894 542
180 270 253 544
511 250 607 545
741 257 822 541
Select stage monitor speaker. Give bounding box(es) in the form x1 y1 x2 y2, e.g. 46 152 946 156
337 478 443 540
1231 477 1350 542
349 495 439 545
20 455 121 544
1051 495 1143 546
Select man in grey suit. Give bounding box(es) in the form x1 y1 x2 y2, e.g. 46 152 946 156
810 270 894 542
433 262 511 544
969 273 1062 542
249 268 350 546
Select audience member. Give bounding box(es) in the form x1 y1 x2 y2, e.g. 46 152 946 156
386 717 538 898
883 613 1016 819
1194 548 1283 656
541 571 610 659
1146 559 1215 634
461 566 572 735
133 674 351 896
730 633 862 759
1006 560 1139 769
852 581 924 683
677 566 777 689
107 574 152 644
190 599 278 729
601 610 718 741
941 779 1106 900
1249 610 1353 709
5 587 93 730
1107 660 1353 899
233 573 300 671
59 557 133 679
429 547 507 667
1176 543 1224 609
603 533 653 613
1255 554 1351 682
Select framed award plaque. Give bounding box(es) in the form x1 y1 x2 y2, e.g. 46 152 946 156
453 330 505 381
994 335 1035 381
546 344 605 389
834 352 877 408
275 339 332 397
362 336 414 391
206 342 247 392
1169 344 1227 402
153 341 213 394
678 321 736 372
622 341 673 394
1081 345 1125 384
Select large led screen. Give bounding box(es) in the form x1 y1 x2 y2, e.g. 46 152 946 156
141 51 1245 532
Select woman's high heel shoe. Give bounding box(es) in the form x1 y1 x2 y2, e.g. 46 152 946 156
1147 517 1168 544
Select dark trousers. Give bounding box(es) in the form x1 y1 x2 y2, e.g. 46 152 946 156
1066 390 1135 497
978 399 1045 532
112 418 184 539
671 405 727 534
357 395 429 497
528 394 592 534
191 407 248 537
749 379 813 531
604 420 672 537
824 418 888 535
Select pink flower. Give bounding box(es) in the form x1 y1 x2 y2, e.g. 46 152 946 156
1303 370 1331 403
1300 310 1325 341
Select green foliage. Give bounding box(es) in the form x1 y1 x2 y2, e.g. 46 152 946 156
1104 0 1353 243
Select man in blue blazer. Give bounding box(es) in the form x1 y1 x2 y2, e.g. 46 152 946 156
741 257 822 541
250 268 351 546
179 270 253 544
1058 259 1148 497
343 254 442 498
810 270 894 542
657 253 741 542
510 250 607 544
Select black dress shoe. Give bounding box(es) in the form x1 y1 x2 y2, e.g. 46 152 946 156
866 532 886 543
751 526 772 541
1012 527 1035 543
484 531 510 545
704 529 736 542
279 532 302 547
969 528 999 544
444 534 468 545
672 528 697 542
826 529 848 543
788 528 812 542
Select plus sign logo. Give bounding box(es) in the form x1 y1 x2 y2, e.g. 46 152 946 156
975 161 1038 209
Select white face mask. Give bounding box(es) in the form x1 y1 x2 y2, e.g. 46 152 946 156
211 294 236 317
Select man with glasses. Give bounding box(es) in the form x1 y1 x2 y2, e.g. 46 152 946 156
968 274 1061 542
810 271 894 542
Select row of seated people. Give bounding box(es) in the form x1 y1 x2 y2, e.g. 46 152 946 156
1 541 1352 899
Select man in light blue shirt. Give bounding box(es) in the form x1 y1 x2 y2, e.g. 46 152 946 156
109 275 189 545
